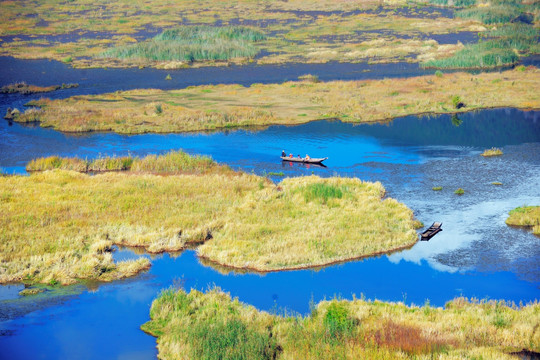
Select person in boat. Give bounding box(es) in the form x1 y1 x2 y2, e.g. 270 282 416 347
289 153 293 158
305 154 310 160
281 150 286 157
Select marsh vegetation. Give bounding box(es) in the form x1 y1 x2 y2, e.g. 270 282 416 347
142 287 540 360
0 0 482 69
423 0 539 69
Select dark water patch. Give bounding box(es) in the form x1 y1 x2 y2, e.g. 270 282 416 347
430 31 479 44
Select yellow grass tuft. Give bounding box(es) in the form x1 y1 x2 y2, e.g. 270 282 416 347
481 147 503 157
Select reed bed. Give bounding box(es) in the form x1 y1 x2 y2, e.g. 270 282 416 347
142 287 540 360
26 150 226 175
1 161 418 284
506 206 540 235
18 67 540 134
100 26 265 62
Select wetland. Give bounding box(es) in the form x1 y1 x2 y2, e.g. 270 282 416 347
1 0 539 359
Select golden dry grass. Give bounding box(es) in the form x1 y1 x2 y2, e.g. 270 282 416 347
142 287 540 360
18 67 540 134
1 164 418 284
506 206 540 235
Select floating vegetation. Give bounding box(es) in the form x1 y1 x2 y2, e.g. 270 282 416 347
482 147 503 157
0 82 78 95
506 206 540 235
100 26 265 62
455 188 465 195
432 186 443 191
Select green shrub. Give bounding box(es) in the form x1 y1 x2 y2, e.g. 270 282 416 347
323 302 356 339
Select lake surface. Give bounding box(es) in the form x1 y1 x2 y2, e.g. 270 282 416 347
1 107 539 359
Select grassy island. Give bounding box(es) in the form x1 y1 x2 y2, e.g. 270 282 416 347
15 67 540 134
142 287 540 360
0 152 419 285
506 206 540 235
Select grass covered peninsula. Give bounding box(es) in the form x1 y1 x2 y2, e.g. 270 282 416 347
15 67 540 134
0 152 419 285
142 287 540 360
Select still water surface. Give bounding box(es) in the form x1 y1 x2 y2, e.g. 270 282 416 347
0 107 539 359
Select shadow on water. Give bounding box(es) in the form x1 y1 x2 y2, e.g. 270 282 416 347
0 108 539 359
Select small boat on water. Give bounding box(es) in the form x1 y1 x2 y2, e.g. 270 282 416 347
281 156 328 164
420 222 442 241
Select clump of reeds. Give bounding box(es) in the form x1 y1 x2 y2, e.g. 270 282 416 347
455 188 465 195
143 287 540 360
100 26 265 62
506 206 540 235
481 147 503 157
25 151 227 175
298 74 320 83
26 156 88 172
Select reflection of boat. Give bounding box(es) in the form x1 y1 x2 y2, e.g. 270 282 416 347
420 222 442 241
281 156 328 164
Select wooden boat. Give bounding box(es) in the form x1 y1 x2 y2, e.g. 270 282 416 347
420 222 442 241
281 156 328 164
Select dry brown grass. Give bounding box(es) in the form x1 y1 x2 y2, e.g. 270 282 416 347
18 67 540 134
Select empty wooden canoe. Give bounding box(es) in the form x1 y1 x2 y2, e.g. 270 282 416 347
420 222 442 241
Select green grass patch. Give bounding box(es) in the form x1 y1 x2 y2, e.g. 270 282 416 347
100 25 265 62
302 183 345 204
